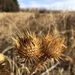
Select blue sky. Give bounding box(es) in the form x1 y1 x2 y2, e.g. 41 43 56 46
18 0 75 10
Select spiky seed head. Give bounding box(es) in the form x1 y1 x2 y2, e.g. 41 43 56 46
0 53 6 70
41 34 66 61
12 29 42 64
0 53 5 64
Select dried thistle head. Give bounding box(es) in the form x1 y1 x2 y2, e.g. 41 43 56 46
41 34 66 61
0 53 5 64
0 53 6 71
0 54 11 75
12 29 42 64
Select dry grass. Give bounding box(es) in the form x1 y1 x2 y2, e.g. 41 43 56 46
0 11 75 75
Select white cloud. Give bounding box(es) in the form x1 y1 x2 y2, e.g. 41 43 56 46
19 0 75 11
49 0 75 10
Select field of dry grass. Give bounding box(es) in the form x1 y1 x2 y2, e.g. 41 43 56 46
0 11 75 75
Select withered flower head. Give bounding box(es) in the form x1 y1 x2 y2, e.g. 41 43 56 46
41 34 66 61
0 53 5 64
12 29 41 64
0 53 6 70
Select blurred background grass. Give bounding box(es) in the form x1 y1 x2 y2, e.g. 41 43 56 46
0 11 75 75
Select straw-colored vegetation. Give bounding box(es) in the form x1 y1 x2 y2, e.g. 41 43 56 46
0 11 75 75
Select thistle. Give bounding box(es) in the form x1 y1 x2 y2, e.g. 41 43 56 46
29 34 67 75
12 29 42 64
0 53 5 64
12 29 67 75
41 33 66 61
0 53 6 70
0 53 10 75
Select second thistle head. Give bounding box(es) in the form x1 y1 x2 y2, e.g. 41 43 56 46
40 34 66 61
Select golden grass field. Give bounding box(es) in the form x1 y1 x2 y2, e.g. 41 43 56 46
0 11 75 75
